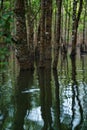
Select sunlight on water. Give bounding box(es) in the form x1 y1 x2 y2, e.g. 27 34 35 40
26 107 44 125
22 88 40 93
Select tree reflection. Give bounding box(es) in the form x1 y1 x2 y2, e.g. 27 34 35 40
0 68 9 129
71 57 83 130
12 70 33 130
53 69 61 130
38 65 54 130
80 55 86 84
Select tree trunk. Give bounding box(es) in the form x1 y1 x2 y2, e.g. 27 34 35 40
39 0 46 67
39 0 52 68
35 19 41 58
53 0 62 69
67 12 71 46
71 0 77 57
70 0 83 57
45 0 52 67
14 0 34 70
83 3 86 44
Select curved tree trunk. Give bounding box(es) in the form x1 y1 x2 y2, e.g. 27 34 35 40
70 0 83 57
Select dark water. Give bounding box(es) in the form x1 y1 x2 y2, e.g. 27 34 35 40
0 51 87 130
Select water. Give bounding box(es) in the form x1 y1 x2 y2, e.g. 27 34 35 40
0 51 87 130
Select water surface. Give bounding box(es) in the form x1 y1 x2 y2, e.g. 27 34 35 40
0 52 87 130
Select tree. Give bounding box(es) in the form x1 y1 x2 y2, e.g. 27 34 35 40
39 0 45 67
53 0 62 69
39 0 52 68
70 0 83 57
14 0 34 70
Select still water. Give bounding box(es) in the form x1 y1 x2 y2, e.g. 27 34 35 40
0 51 87 130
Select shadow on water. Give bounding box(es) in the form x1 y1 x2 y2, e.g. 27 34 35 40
12 70 34 130
71 57 83 130
38 64 54 130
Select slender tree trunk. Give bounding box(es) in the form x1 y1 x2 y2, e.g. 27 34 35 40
39 0 52 68
14 0 34 70
83 3 86 44
67 13 70 46
53 0 62 69
28 5 34 67
71 0 77 56
39 0 46 67
54 8 57 43
64 8 68 46
70 0 83 57
63 0 69 49
61 7 64 44
35 18 41 58
44 0 52 67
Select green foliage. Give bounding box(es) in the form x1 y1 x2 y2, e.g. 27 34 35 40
0 1 14 65
0 12 13 43
0 0 14 43
0 46 9 64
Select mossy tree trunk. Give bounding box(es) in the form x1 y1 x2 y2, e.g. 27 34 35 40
14 0 34 70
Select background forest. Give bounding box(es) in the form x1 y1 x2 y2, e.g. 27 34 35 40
0 0 87 69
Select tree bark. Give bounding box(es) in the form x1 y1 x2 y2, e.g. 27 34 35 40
45 0 52 67
70 0 83 57
39 0 52 68
39 0 46 67
14 0 34 70
53 0 62 69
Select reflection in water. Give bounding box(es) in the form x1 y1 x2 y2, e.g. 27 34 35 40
53 70 61 130
60 55 69 77
80 55 86 83
0 53 87 130
71 57 83 130
80 55 87 130
0 69 8 129
12 70 33 130
38 66 54 130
